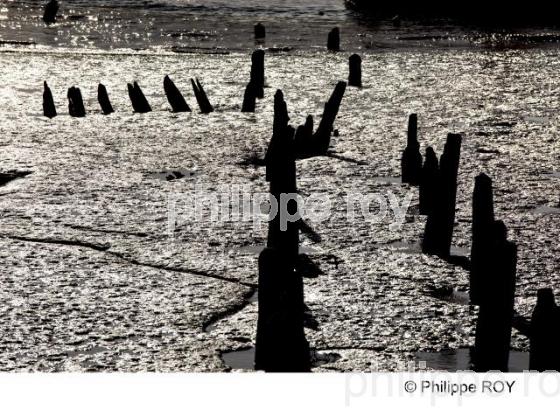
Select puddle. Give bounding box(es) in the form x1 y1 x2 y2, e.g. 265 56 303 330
372 176 402 184
147 169 196 181
234 245 321 255
381 241 470 258
427 286 470 305
221 347 255 370
415 348 529 372
532 206 560 215
543 171 560 179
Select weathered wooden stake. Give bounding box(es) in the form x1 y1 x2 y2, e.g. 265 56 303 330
97 83 114 115
348 54 362 87
419 147 438 215
191 78 214 114
254 248 310 372
127 81 152 113
422 133 462 257
327 27 340 51
401 113 422 185
529 288 560 371
164 75 191 113
42 81 57 119
254 22 266 40
470 173 495 305
473 221 517 372
250 49 265 98
67 86 86 117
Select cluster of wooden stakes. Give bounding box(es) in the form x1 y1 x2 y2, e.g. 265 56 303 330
39 24 559 372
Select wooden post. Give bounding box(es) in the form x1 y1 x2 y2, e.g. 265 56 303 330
127 81 152 113
470 173 495 305
67 86 86 117
191 78 214 114
473 221 517 372
42 81 57 119
401 114 422 185
255 248 310 372
419 147 438 215
348 54 362 87
250 50 265 99
529 288 560 371
164 75 191 113
254 22 266 40
422 133 462 258
327 27 340 51
97 84 114 115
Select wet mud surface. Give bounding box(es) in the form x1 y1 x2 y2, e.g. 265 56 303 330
0 48 559 371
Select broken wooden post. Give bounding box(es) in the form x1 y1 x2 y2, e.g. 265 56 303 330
419 147 438 215
191 78 214 114
255 248 310 372
43 0 59 25
470 173 495 305
422 133 462 258
97 83 114 115
67 86 86 117
250 49 265 98
327 27 340 51
294 115 314 156
473 220 517 372
42 81 57 119
241 82 258 113
529 288 560 371
348 54 362 87
127 81 152 113
401 114 422 185
312 81 347 156
164 75 191 113
265 90 299 261
254 22 266 40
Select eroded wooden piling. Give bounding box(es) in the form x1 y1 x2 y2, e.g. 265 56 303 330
422 133 462 258
470 173 495 305
127 81 152 113
419 147 438 215
255 248 310 372
327 27 340 51
473 221 517 372
191 78 214 114
42 81 57 119
67 86 86 117
164 75 191 113
250 49 265 98
97 83 114 115
401 114 422 185
348 54 362 87
529 288 560 371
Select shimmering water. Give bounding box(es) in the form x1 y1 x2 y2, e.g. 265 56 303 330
0 1 559 372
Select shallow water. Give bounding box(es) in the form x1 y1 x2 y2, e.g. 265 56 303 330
0 1 559 372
